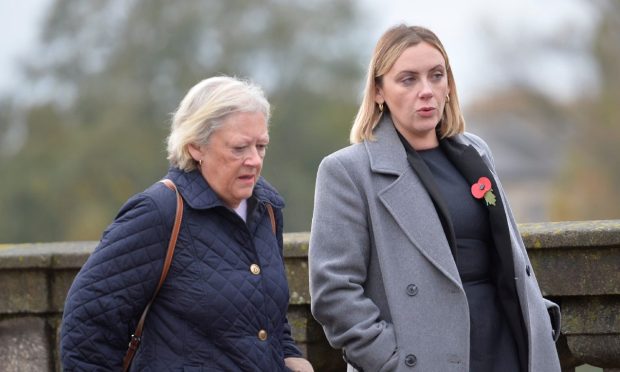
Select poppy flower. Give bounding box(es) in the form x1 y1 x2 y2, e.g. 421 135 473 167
471 177 496 206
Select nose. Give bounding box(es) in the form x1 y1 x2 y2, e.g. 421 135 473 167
244 146 263 167
419 79 433 99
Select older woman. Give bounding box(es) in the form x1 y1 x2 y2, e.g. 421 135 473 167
309 25 561 371
61 76 313 371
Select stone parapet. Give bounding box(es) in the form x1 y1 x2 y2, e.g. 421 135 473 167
0 220 619 371
521 220 620 372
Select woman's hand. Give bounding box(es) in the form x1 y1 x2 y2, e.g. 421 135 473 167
284 357 314 372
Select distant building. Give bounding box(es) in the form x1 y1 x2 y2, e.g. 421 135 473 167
464 89 575 222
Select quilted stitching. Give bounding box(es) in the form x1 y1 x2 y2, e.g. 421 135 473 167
60 168 300 371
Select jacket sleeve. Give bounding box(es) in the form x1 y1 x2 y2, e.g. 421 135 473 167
281 320 303 358
60 193 169 371
309 154 397 372
274 206 303 358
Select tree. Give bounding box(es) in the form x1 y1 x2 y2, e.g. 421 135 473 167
550 0 620 220
0 0 365 242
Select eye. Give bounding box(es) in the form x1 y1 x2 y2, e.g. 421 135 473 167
432 71 444 81
257 144 268 156
232 146 247 156
401 76 415 85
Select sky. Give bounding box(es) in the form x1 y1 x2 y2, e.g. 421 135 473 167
0 0 50 95
0 0 601 106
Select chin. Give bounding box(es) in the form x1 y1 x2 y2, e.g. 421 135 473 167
238 191 254 200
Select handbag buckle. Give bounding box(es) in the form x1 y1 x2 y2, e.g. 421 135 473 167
128 334 141 350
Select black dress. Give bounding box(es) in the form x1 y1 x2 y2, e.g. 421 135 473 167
417 146 521 372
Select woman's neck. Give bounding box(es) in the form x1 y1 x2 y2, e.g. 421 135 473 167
398 128 439 150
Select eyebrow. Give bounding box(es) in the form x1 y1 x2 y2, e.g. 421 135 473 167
395 64 445 77
228 135 270 144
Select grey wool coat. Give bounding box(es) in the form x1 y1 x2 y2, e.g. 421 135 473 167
309 115 561 372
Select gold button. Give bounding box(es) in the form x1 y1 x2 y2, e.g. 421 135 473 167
250 264 261 275
258 329 268 341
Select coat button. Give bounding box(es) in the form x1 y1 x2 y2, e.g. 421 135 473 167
526 265 531 276
405 354 417 367
250 264 261 275
406 284 418 296
258 329 268 341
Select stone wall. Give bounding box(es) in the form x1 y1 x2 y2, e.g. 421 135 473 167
1 220 619 371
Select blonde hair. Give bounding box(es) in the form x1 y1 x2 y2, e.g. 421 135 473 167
167 76 270 171
350 25 465 143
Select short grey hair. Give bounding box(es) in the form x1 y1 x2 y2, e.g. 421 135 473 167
166 76 270 171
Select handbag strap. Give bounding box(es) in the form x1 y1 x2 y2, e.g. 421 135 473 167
122 179 183 372
265 203 276 235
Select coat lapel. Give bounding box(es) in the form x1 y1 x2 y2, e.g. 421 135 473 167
441 137 529 367
397 131 458 260
439 138 516 282
366 116 461 287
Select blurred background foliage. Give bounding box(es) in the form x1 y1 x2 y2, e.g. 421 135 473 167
551 0 620 220
0 0 618 243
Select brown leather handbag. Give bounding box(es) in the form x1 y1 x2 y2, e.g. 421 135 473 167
122 179 183 372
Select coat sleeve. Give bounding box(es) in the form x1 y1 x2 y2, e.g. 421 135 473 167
309 154 397 372
60 193 169 371
281 320 303 358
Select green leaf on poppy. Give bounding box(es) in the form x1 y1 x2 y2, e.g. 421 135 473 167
484 190 497 206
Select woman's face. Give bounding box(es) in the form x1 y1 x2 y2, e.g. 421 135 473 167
376 42 449 149
190 111 269 209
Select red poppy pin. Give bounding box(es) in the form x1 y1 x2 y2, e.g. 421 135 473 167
471 176 496 206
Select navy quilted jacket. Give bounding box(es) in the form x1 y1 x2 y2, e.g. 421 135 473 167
60 168 302 371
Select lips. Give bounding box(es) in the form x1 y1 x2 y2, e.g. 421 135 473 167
416 107 436 117
238 174 255 183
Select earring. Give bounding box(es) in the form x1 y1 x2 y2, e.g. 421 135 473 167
199 159 203 166
378 102 384 112
446 94 450 103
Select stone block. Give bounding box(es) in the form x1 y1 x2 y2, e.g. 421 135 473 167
0 269 48 313
285 258 310 306
50 269 80 313
0 317 50 372
568 335 620 368
284 233 311 306
528 246 620 297
562 296 620 335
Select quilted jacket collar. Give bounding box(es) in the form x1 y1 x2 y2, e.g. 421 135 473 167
165 167 285 210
